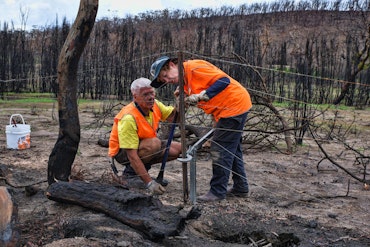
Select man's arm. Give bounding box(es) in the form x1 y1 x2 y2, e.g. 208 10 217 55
166 108 179 123
186 77 230 104
205 76 230 99
155 99 177 122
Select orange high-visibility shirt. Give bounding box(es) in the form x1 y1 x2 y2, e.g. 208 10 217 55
108 101 162 157
183 59 252 122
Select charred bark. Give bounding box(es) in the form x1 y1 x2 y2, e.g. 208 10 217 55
46 180 199 241
47 0 98 184
333 25 370 105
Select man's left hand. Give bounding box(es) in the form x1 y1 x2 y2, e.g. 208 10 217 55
185 90 209 104
147 180 166 195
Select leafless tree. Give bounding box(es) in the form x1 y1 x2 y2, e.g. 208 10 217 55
47 0 98 184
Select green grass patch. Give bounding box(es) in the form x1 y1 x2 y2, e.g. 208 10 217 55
0 97 56 104
0 93 121 111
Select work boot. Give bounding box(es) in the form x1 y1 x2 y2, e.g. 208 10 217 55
154 177 169 187
144 163 152 171
123 163 151 177
197 191 224 202
227 186 249 198
123 165 136 177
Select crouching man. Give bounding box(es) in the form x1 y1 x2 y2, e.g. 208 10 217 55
108 77 181 195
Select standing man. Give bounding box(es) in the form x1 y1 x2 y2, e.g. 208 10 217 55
108 77 181 195
150 56 252 202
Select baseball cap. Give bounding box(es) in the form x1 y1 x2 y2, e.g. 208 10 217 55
150 56 170 88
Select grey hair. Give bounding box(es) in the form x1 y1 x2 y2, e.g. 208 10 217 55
130 77 152 94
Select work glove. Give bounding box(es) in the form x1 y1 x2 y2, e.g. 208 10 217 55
185 90 209 105
146 180 166 195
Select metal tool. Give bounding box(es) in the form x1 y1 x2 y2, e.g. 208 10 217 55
177 128 214 204
110 158 119 175
156 111 179 186
177 128 215 162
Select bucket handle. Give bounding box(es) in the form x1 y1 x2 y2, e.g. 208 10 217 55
9 114 25 126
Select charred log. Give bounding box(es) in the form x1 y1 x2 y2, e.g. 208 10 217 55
45 180 200 241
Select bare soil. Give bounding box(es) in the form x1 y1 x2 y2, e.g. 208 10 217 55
1 106 369 247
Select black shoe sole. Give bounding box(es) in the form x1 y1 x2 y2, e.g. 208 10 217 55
228 193 249 198
227 189 249 198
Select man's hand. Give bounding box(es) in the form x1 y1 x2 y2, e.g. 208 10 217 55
185 90 209 104
174 86 180 98
146 180 166 195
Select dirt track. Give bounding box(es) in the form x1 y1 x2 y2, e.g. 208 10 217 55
1 106 370 246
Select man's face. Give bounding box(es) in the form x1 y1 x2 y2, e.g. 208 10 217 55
158 61 179 85
134 87 155 112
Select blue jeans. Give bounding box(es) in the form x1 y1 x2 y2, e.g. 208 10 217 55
209 112 249 198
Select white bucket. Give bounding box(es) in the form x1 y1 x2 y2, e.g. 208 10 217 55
5 114 31 150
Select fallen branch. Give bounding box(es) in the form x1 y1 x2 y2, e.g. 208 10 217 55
309 125 369 184
45 180 200 241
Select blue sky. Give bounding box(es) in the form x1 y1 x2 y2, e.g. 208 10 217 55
0 0 265 30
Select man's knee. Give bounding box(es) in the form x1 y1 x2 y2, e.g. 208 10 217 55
171 141 182 156
138 138 162 163
139 138 161 152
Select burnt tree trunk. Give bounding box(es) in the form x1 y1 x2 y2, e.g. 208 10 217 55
45 180 199 241
47 0 98 185
334 26 370 105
